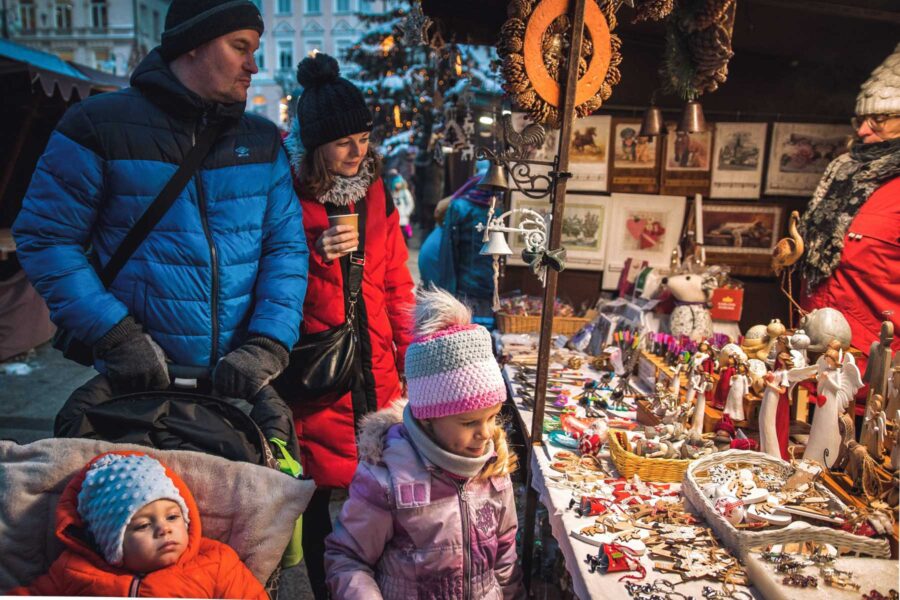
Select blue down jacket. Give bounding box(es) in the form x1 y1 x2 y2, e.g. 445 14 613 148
13 49 308 368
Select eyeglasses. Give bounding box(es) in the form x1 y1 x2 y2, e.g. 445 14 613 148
851 113 900 130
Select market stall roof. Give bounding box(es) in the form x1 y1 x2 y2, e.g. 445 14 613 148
0 38 92 101
67 62 129 93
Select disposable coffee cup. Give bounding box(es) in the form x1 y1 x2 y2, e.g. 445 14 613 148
328 213 359 252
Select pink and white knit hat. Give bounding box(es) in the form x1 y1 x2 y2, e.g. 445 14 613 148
405 288 506 419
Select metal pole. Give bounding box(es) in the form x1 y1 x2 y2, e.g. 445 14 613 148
521 0 587 592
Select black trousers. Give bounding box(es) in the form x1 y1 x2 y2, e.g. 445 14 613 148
302 487 333 600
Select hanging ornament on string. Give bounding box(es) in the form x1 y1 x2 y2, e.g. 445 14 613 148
400 1 433 47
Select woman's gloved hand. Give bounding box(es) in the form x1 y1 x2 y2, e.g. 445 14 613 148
213 337 289 400
94 316 169 394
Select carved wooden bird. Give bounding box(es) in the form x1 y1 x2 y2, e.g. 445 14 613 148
771 210 804 275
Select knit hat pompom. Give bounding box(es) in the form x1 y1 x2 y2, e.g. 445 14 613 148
405 287 505 420
297 52 341 88
414 286 472 337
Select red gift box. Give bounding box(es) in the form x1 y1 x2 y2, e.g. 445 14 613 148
710 287 744 321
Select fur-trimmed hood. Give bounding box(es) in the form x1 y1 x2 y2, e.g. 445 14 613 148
356 400 406 465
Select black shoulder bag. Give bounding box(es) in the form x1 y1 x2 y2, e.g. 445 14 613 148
274 202 367 399
53 123 223 366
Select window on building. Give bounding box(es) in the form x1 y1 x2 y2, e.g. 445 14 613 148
139 3 148 35
90 0 108 29
93 48 110 71
306 0 320 14
335 38 352 60
55 0 73 30
335 0 351 13
306 40 322 57
152 10 160 39
278 40 293 71
277 0 292 14
255 39 266 70
18 0 36 32
57 48 74 61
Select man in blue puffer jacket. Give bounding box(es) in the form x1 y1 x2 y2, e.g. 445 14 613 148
13 0 308 402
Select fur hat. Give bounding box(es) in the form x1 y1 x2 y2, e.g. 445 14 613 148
294 52 373 153
856 42 900 116
160 0 264 61
77 453 190 566
405 288 506 419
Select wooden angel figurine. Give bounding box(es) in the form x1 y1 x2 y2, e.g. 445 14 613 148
686 341 715 436
887 357 900 419
758 356 791 459
805 341 863 468
723 361 750 421
890 409 900 472
862 394 887 463
713 352 736 410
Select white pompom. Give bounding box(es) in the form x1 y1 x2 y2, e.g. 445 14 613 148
414 285 472 337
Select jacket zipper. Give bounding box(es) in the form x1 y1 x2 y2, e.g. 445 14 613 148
194 114 219 366
128 575 142 597
454 479 472 600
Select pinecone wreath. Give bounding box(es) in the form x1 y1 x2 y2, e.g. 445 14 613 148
662 0 736 99
498 0 623 127
632 0 674 23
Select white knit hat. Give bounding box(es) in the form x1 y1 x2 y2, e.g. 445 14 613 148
77 454 190 566
856 42 900 116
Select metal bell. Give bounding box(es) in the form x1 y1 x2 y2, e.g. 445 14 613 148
639 105 664 137
480 230 513 256
678 100 707 133
477 161 509 192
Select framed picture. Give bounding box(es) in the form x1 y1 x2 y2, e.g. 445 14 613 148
506 192 611 271
764 123 852 196
568 115 612 191
608 118 660 193
604 193 687 288
702 202 785 276
660 123 713 196
710 122 768 199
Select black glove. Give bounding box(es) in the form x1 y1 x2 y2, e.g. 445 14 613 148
95 316 169 394
213 336 289 401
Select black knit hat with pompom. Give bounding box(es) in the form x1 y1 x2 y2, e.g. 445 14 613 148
295 52 373 152
160 0 264 61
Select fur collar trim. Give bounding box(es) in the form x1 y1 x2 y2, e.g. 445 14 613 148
357 400 405 465
283 117 375 206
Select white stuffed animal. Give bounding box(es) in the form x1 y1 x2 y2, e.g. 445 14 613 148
663 272 716 341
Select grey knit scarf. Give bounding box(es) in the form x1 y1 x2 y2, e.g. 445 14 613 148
318 156 375 206
798 138 900 291
402 404 495 479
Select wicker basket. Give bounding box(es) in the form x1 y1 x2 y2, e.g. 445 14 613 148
682 449 892 559
494 313 590 335
607 430 692 483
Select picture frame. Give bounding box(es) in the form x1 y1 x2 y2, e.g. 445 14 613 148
567 115 612 191
764 122 852 196
506 192 611 271
702 202 785 276
604 193 687 288
608 118 660 194
709 122 768 199
660 122 713 196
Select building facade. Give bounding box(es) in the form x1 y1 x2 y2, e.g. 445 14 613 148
9 0 169 76
249 0 390 126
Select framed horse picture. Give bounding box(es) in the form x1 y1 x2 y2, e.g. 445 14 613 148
660 123 714 196
568 115 612 191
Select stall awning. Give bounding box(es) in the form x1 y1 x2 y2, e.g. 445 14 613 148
0 38 92 101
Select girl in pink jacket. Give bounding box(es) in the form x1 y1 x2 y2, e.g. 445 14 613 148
325 288 524 599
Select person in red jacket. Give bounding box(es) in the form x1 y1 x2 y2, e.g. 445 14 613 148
281 51 415 600
799 43 900 378
8 451 266 599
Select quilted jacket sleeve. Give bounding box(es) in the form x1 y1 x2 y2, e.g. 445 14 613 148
381 187 415 373
12 103 129 345
494 477 525 599
249 150 309 351
213 541 269 600
7 554 67 596
324 463 393 599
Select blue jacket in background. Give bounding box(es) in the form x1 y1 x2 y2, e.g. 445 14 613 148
438 176 495 300
13 49 309 369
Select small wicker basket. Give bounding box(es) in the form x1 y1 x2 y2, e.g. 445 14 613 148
494 312 589 335
682 449 892 559
607 430 692 483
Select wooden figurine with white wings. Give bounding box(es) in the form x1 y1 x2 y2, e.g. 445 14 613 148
758 349 819 459
804 340 864 468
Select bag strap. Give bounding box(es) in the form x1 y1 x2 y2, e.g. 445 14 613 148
99 123 223 287
346 198 367 321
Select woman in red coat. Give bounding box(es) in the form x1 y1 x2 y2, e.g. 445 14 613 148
799 43 900 375
281 52 414 599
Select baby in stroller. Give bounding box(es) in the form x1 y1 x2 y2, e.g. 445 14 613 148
9 451 267 598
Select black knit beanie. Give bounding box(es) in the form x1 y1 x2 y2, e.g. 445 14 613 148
295 53 373 152
160 0 264 61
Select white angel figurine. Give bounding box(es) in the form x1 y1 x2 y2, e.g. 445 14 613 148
686 341 715 435
862 394 887 462
724 362 750 421
759 352 819 459
805 343 863 468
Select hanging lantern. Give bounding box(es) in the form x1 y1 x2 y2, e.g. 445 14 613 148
381 35 395 56
454 51 463 77
393 105 402 128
